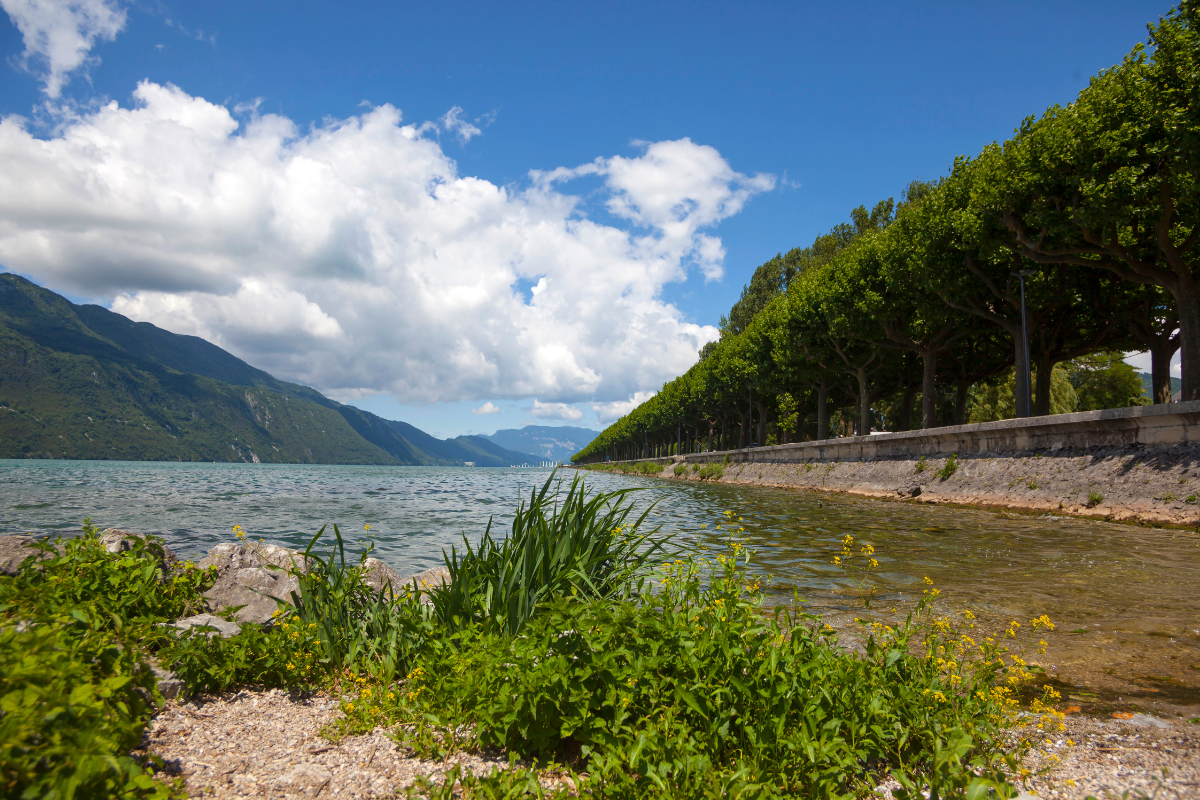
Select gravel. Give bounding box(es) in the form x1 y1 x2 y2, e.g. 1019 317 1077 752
145 689 511 798
1017 713 1200 799
146 689 1200 798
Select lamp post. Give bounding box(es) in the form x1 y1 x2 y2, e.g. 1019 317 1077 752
1013 269 1035 418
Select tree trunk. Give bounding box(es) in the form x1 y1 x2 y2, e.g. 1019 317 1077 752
955 379 970 425
816 382 830 440
1174 281 1200 402
898 388 915 431
854 367 871 435
1150 344 1175 404
1033 354 1056 417
920 348 937 429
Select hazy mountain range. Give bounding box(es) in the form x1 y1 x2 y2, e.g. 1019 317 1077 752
483 426 599 463
0 274 555 466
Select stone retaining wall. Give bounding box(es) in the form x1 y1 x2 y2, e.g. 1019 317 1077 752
578 402 1200 527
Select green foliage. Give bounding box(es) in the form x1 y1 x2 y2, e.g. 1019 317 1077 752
0 621 175 800
938 454 960 480
582 462 664 476
1087 491 1104 508
339 547 1035 799
915 456 927 473
1064 352 1151 412
969 367 1077 423
0 522 213 627
427 473 668 636
673 463 687 476
574 6 1200 464
697 463 724 480
0 523 203 799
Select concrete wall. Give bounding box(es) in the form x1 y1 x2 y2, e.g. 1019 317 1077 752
587 401 1200 466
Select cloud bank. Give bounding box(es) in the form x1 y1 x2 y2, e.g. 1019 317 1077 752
1 0 126 97
0 81 772 406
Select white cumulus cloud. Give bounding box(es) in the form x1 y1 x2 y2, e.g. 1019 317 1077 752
529 400 584 421
0 81 769 405
1 0 126 97
470 401 500 415
592 391 657 425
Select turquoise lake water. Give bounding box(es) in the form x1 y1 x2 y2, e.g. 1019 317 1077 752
3 459 1198 699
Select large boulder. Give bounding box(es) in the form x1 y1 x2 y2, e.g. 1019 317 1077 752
198 543 309 624
0 535 49 576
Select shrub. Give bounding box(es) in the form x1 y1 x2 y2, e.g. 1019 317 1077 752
336 547 1040 799
1086 491 1104 508
698 463 724 480
673 463 687 476
915 456 927 473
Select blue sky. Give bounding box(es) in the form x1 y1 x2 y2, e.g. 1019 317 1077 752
0 0 1172 437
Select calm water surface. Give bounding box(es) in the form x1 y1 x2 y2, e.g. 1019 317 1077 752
3 460 1197 698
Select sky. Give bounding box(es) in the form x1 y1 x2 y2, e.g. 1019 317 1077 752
0 0 1176 437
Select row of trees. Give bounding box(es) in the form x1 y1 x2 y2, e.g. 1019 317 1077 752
574 3 1197 464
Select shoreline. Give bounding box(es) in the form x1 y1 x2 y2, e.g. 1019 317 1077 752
578 443 1200 529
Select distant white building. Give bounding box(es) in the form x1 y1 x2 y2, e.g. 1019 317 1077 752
463 461 475 467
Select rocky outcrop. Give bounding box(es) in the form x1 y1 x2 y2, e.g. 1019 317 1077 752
197 543 309 624
0 535 48 576
194 543 438 621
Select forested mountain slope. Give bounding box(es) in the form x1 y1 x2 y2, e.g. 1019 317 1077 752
0 275 537 465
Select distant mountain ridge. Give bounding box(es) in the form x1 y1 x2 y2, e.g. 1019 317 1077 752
0 274 538 466
483 425 600 463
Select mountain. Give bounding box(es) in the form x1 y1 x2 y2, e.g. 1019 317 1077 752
0 274 538 466
483 425 600 463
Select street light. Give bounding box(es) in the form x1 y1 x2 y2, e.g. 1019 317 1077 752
1013 269 1036 418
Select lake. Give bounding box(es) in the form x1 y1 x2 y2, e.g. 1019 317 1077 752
3 459 1197 709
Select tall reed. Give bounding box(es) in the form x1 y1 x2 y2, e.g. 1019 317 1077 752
428 470 667 635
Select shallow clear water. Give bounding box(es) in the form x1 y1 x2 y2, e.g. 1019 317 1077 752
3 460 1198 698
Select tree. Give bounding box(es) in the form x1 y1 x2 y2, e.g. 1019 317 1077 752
975 4 1200 397
1064 351 1150 411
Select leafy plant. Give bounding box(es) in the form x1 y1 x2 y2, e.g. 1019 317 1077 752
673 463 687 476
915 455 927 473
427 471 668 636
697 463 724 480
340 541 1039 799
0 522 199 799
1086 491 1104 508
938 453 959 480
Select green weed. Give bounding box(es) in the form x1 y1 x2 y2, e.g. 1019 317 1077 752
938 454 959 480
